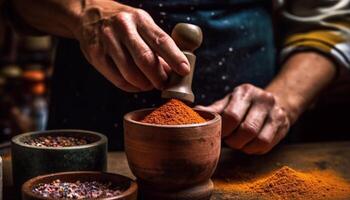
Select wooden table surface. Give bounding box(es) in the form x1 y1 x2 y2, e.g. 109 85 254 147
107 142 350 200
3 141 350 199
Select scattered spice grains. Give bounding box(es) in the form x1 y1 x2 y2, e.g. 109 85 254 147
214 166 350 200
32 179 123 199
141 99 206 125
24 136 88 147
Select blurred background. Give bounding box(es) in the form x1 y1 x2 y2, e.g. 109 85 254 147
0 23 54 147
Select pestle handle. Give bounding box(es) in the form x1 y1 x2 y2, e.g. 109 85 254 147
161 23 203 103
171 23 203 53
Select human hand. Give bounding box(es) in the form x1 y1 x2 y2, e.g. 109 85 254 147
196 84 290 154
74 0 190 92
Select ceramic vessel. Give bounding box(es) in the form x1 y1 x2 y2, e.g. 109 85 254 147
124 109 221 200
22 171 137 200
12 129 107 190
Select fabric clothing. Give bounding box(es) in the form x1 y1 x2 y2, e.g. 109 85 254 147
278 0 350 69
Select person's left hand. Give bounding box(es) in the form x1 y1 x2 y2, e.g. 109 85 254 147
196 84 290 154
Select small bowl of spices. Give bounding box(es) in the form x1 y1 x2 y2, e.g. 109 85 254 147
124 99 222 200
22 171 137 200
12 129 108 190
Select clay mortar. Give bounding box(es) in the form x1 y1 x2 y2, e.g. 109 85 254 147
124 109 221 200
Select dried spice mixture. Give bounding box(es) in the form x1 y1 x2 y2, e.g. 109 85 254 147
215 166 350 200
32 179 123 199
141 99 206 125
24 136 88 147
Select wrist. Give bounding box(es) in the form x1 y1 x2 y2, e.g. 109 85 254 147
266 52 336 124
266 86 304 124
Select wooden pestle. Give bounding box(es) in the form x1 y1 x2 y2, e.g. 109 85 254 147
161 23 203 103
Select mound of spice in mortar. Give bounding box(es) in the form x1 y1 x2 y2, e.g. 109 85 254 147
141 99 206 125
32 179 123 199
24 136 88 147
214 166 350 200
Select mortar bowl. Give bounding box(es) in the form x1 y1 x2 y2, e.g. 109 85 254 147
124 109 221 200
22 171 137 200
11 129 108 190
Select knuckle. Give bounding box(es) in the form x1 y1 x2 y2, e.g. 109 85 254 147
232 86 241 94
232 83 253 98
274 107 287 121
135 9 151 19
240 122 259 137
223 109 240 124
137 49 155 66
231 87 245 99
155 32 171 46
261 92 276 105
240 83 254 92
114 12 132 28
238 84 256 100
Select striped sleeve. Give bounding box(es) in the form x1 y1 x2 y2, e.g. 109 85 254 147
277 0 350 69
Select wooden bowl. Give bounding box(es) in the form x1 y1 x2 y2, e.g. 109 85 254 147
22 171 137 200
12 129 108 190
124 109 221 200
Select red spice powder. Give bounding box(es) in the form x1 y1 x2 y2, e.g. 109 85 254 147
215 166 350 200
141 99 206 125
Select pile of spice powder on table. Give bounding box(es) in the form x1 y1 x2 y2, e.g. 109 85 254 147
214 166 350 200
141 99 206 125
32 179 123 199
24 136 88 147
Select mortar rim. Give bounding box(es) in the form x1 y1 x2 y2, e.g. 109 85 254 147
124 108 221 128
22 171 137 200
11 129 108 150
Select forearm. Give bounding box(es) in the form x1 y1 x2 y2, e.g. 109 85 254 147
11 0 83 38
266 52 336 123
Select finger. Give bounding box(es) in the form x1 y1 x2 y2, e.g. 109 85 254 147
224 102 268 149
195 95 230 113
265 108 290 152
138 15 190 76
114 21 168 90
266 125 288 153
158 56 172 75
241 119 278 154
98 56 141 92
221 89 252 138
79 41 140 92
242 107 290 155
102 26 153 91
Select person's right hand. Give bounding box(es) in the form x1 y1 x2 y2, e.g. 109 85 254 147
74 0 190 92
